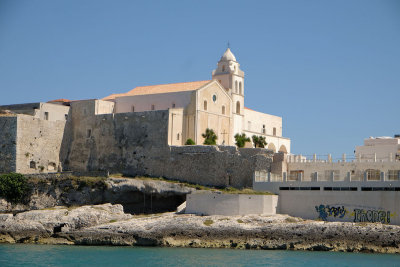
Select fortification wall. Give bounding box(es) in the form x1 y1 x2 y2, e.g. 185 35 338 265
16 115 67 173
150 146 272 188
0 116 17 173
65 110 170 173
64 109 273 188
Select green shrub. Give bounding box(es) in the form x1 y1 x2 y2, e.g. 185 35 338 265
185 138 195 145
234 133 250 148
202 128 217 145
252 135 267 148
0 173 30 203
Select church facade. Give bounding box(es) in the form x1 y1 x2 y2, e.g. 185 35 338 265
104 48 291 153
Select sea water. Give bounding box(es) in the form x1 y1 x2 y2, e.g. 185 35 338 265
0 244 399 266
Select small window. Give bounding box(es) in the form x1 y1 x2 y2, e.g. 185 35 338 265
222 65 225 72
65 114 68 120
273 127 276 136
44 112 49 120
239 82 242 95
132 106 135 112
222 105 225 115
212 95 217 103
262 125 265 134
151 104 155 110
204 100 207 111
172 103 176 108
177 133 180 140
83 108 87 115
87 129 92 138
236 101 240 114
30 161 36 169
218 80 222 84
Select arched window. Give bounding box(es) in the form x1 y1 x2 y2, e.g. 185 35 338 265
273 127 277 136
222 65 225 72
131 106 135 112
222 105 225 115
204 100 208 111
239 82 242 95
236 101 240 114
262 125 266 134
172 103 176 108
235 81 238 93
177 133 180 140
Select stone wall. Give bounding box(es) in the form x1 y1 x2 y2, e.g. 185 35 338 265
64 108 273 188
64 109 170 173
1 102 274 188
0 116 17 173
15 115 67 173
149 146 273 188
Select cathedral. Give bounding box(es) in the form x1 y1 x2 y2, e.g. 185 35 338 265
103 48 291 153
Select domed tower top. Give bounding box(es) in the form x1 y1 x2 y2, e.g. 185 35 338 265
220 48 237 62
212 48 244 95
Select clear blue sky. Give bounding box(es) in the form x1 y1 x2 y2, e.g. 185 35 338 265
1 0 399 159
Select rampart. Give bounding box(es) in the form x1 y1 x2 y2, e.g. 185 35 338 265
1 106 274 188
63 108 273 188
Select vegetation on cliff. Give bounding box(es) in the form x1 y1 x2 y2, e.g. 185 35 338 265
0 173 30 204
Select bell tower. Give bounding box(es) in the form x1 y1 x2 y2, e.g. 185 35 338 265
212 48 245 138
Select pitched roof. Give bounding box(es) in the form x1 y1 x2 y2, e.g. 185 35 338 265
103 80 212 100
48 99 71 103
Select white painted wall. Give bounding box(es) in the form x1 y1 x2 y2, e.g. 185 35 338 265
243 108 290 153
355 137 400 162
285 161 400 182
278 191 400 225
185 192 278 216
34 103 70 122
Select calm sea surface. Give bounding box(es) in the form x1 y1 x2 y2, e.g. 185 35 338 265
0 244 399 266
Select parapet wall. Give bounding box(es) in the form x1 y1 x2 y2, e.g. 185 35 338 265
147 146 273 188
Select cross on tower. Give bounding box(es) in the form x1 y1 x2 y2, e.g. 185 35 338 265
227 42 230 49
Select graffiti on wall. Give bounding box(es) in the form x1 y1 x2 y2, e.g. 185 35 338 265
353 209 391 224
315 204 394 224
315 205 347 221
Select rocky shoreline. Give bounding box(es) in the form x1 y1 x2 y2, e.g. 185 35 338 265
1 203 399 254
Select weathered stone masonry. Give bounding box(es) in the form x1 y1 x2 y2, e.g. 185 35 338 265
0 116 17 173
63 109 273 188
1 107 273 188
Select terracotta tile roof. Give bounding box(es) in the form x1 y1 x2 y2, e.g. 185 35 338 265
103 80 212 100
48 99 71 103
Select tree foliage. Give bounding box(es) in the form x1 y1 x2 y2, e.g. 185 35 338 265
0 173 30 203
202 128 217 145
185 138 195 145
252 135 267 148
234 133 250 148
